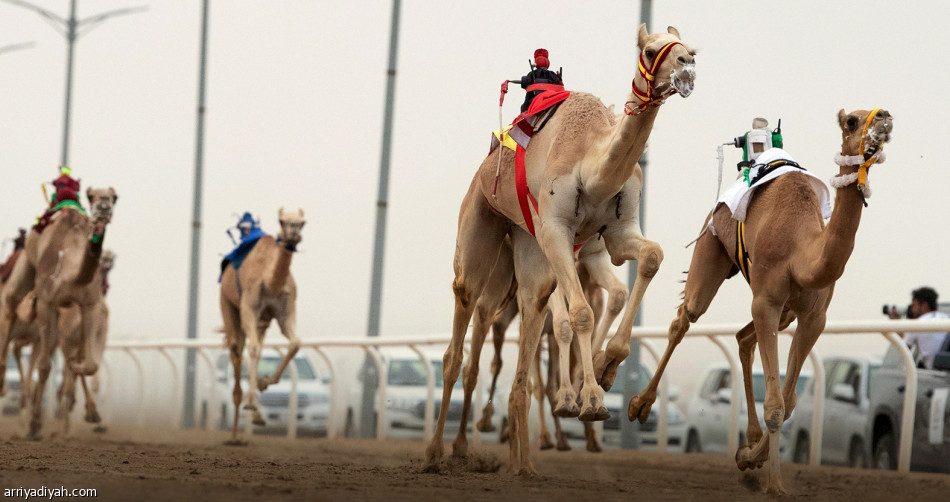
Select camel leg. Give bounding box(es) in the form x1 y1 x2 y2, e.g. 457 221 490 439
548 289 579 418
507 229 555 476
735 322 763 451
536 224 605 422
454 241 514 458
28 301 59 439
737 306 799 450
423 184 508 473
781 296 825 418
220 299 247 445
477 299 516 433
533 341 554 450
623 223 732 423
262 302 302 391
238 301 265 426
0 259 34 393
581 246 627 355
543 335 570 451
594 224 665 391
735 295 787 495
14 341 30 409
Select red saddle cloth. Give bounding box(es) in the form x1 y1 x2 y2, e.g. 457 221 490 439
508 89 581 251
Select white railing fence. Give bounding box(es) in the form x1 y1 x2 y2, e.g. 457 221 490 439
98 319 950 473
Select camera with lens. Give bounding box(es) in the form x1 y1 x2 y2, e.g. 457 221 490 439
882 303 916 319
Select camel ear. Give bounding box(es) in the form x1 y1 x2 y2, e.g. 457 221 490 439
298 208 304 218
667 26 680 39
279 207 285 218
837 109 847 128
109 187 118 204
637 23 649 50
86 187 93 204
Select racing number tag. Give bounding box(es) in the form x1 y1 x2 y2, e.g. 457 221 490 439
929 388 949 445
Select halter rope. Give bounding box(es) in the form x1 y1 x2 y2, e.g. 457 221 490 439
624 41 682 116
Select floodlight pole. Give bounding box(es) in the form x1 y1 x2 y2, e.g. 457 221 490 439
620 0 651 450
361 0 401 438
1 0 147 167
183 0 210 430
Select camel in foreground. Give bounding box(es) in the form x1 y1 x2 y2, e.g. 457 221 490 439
219 208 305 444
628 109 892 494
0 187 117 438
425 24 696 475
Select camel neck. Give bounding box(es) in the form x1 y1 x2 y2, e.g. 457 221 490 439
76 229 106 286
265 242 295 294
585 106 658 202
797 164 866 289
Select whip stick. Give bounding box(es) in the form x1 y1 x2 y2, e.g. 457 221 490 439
493 80 509 198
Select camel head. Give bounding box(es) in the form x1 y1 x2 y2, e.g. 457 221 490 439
277 207 305 246
832 109 893 198
86 187 118 225
634 24 697 103
838 108 893 157
99 249 115 272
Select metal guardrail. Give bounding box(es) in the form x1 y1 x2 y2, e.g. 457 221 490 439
101 319 950 472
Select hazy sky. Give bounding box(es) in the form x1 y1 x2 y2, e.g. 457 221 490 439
2 1 948 387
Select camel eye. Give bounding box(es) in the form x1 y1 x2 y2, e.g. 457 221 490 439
644 49 656 60
847 116 858 131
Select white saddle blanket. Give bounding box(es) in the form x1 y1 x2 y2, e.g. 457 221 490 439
709 149 832 235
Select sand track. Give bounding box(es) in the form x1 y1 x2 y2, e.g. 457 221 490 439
0 418 947 501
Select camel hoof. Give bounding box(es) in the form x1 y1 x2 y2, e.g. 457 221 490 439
556 440 571 452
499 417 509 443
586 442 602 453
553 402 580 418
539 434 554 450
224 439 248 447
517 467 541 478
242 403 257 411
476 418 495 433
451 440 468 459
92 426 107 434
84 409 101 424
578 404 609 423
257 376 274 392
735 445 755 471
627 396 652 424
252 417 266 427
765 484 789 496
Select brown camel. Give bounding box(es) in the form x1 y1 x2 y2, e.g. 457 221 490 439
0 187 117 438
627 109 892 494
219 208 305 444
424 25 696 474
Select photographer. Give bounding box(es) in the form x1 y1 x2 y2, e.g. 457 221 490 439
887 287 950 369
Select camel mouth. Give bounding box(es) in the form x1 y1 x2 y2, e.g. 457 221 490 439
670 64 696 97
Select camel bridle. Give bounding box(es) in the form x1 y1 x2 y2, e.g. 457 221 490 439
625 40 682 116
831 108 887 201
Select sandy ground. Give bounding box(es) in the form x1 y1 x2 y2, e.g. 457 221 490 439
0 417 948 502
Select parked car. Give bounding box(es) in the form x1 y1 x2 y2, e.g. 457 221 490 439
786 354 882 467
345 347 497 440
557 360 687 452
867 335 950 472
684 363 810 461
208 349 331 437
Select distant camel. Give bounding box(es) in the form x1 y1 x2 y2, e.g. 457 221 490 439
219 208 305 444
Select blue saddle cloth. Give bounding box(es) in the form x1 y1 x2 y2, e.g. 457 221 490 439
219 229 267 282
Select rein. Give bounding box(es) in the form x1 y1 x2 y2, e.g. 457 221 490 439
624 41 681 116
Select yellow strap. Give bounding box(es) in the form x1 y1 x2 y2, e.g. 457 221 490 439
492 125 518 152
857 108 881 186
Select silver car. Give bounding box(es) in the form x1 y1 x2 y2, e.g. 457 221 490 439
685 364 810 461
786 354 881 468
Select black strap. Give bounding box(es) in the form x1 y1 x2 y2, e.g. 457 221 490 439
749 159 804 186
